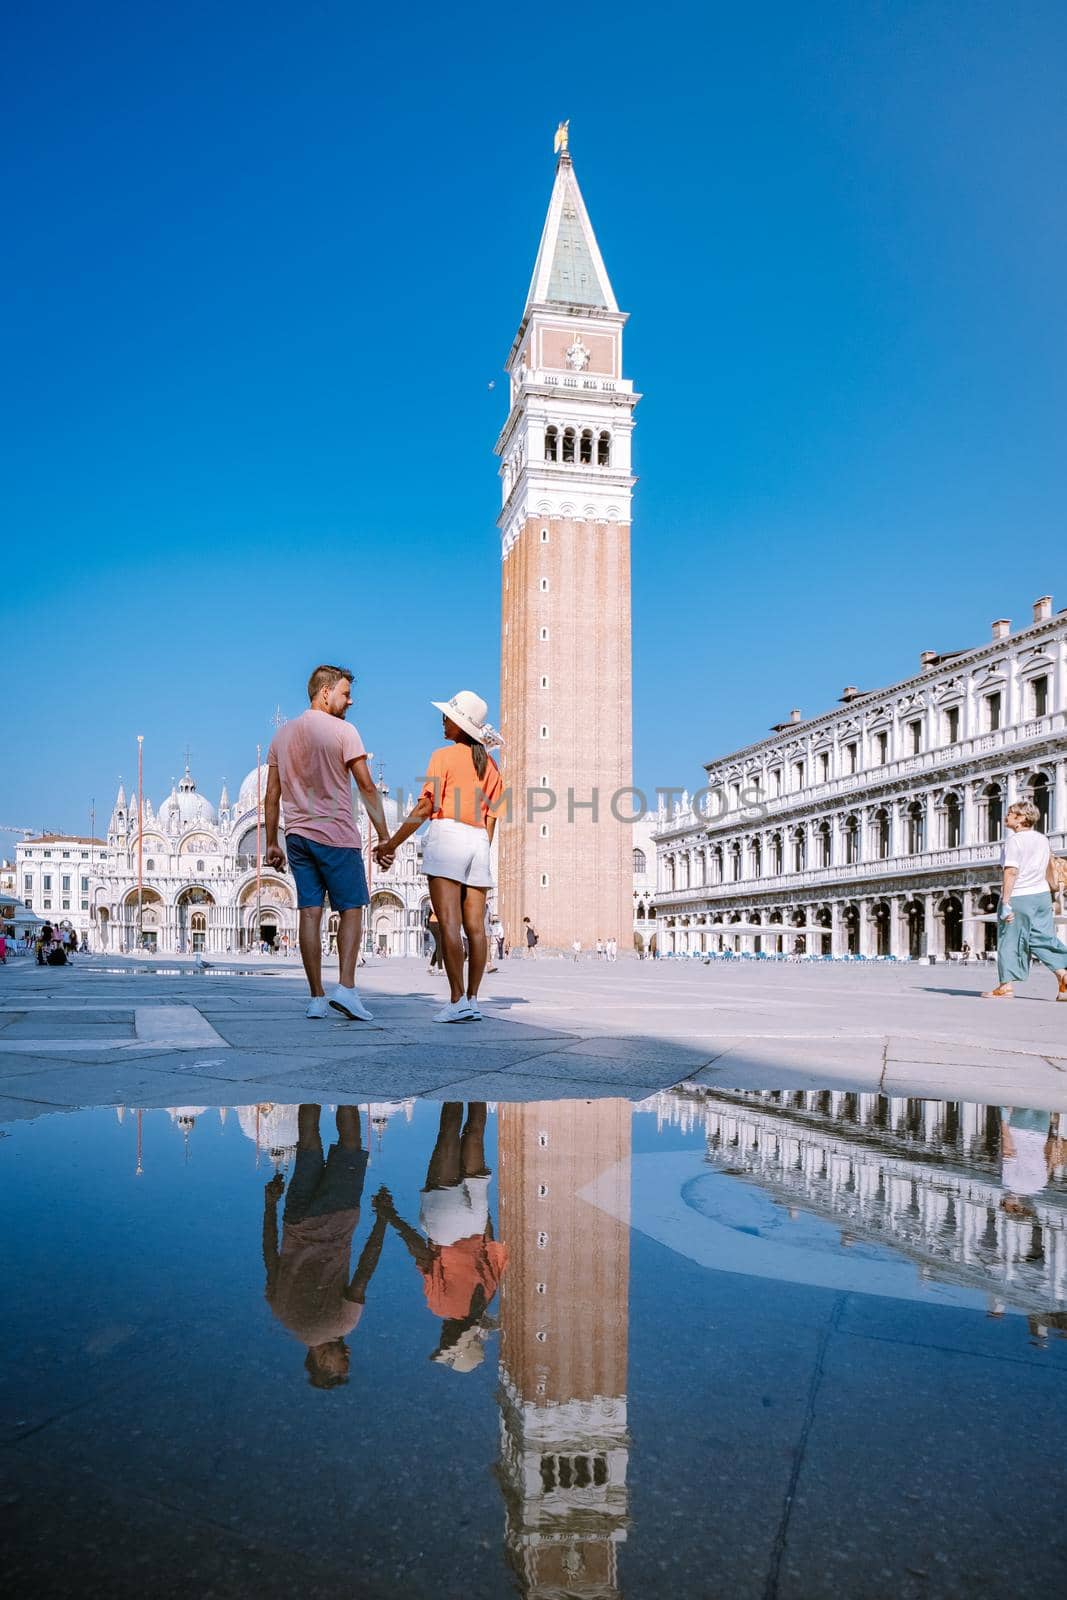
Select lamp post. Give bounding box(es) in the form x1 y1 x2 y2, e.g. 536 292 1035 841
137 735 144 952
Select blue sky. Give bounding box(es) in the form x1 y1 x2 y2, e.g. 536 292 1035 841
3 0 1066 838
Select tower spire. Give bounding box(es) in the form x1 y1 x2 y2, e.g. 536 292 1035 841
525 131 616 314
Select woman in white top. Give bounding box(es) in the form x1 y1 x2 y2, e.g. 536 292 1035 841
982 800 1067 999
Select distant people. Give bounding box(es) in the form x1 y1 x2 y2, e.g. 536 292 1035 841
262 1104 390 1389
982 801 1067 1000
523 916 538 958
427 913 445 973
490 916 505 963
606 936 618 963
378 1102 507 1373
595 939 604 960
571 939 582 963
265 664 392 1022
961 942 971 965
377 691 503 1024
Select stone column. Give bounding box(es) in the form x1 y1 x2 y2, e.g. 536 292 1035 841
830 900 845 959
962 782 976 846
924 891 940 958
858 897 874 958
962 889 981 957
890 895 909 960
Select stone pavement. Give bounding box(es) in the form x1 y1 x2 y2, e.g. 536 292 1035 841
1 951 1065 1120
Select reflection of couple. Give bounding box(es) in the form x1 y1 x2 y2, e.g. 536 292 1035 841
263 1103 506 1385
379 1102 508 1373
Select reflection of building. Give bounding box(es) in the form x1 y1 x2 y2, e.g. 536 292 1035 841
653 598 1067 958
640 1088 1067 1311
497 1100 631 1597
496 138 639 953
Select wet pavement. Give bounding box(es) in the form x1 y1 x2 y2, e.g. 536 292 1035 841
2 1086 1066 1597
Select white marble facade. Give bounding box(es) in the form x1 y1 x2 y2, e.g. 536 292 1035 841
653 597 1066 959
88 764 429 957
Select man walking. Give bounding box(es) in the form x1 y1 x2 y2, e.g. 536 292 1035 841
266 664 391 1021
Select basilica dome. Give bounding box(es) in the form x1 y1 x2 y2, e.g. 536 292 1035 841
237 764 271 816
161 769 217 829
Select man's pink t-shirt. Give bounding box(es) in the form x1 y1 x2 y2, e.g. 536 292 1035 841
267 709 366 849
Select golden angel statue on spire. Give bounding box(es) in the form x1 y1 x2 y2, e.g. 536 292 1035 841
554 119 570 156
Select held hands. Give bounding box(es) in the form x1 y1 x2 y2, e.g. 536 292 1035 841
265 843 286 871
265 1174 285 1201
374 837 396 871
372 1185 396 1218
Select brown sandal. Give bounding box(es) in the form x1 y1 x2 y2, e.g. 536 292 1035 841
981 984 1014 999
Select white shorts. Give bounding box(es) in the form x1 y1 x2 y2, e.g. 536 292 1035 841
419 1175 491 1246
422 818 493 888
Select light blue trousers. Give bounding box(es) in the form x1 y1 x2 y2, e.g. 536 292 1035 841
997 892 1067 984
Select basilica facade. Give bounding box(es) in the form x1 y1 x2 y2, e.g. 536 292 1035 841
88 763 429 957
653 597 1066 959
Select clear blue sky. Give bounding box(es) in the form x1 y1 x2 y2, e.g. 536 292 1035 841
4 0 1065 837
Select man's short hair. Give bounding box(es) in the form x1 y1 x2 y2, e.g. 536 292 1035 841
1009 800 1040 828
307 664 354 702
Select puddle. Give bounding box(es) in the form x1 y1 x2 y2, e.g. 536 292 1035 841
2 1089 1066 1597
88 965 275 978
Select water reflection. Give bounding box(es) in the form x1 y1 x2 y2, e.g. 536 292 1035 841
262 1105 389 1389
641 1088 1067 1319
381 1102 508 1372
497 1100 631 1597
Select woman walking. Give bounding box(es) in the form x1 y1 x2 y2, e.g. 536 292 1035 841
982 800 1067 1000
377 691 503 1023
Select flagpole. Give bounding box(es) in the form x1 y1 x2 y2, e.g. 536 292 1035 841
137 735 144 951
256 743 263 953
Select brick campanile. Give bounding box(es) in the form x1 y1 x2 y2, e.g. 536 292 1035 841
496 133 640 952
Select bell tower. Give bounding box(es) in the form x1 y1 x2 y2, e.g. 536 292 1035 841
496 128 639 951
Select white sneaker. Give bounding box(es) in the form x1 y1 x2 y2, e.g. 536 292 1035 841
306 997 329 1019
465 998 483 1020
434 999 474 1024
328 985 375 1022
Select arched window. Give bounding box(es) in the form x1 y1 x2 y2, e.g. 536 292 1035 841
598 431 611 466
663 858 675 892
843 815 860 865
632 847 646 874
544 425 558 462
730 843 741 882
906 800 925 854
562 427 576 464
579 428 593 465
770 832 783 875
196 859 205 873
694 851 706 886
815 820 832 868
791 827 806 873
751 838 763 878
1025 771 1052 832
680 855 690 890
982 782 1002 843
146 858 155 872
873 807 891 859
942 793 961 849
711 846 723 883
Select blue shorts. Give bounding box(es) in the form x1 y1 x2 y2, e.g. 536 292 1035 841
284 1143 368 1225
286 833 369 912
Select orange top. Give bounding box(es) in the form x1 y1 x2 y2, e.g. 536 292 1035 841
421 1236 508 1320
420 744 504 830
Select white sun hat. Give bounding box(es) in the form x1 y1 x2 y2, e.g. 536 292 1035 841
431 690 504 749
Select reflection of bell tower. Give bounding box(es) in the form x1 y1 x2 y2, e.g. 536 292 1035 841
497 1099 631 1597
